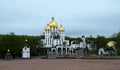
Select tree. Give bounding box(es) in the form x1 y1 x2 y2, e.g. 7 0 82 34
0 34 40 58
95 35 109 50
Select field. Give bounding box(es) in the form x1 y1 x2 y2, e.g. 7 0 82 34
0 59 120 70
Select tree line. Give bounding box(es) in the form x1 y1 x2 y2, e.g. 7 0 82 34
0 32 120 58
0 34 41 58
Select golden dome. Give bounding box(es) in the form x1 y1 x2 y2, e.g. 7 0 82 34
49 16 57 27
107 41 116 47
59 25 64 31
45 25 51 30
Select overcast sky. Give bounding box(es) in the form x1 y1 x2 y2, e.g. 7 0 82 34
0 0 120 37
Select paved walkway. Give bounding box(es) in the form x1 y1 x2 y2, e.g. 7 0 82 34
0 59 120 70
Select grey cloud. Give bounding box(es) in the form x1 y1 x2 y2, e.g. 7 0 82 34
0 0 120 37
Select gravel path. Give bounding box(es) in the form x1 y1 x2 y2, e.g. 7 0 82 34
0 59 120 70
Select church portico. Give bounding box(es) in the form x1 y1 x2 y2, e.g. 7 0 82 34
49 46 74 57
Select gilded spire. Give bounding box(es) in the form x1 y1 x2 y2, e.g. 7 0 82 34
60 24 62 27
49 16 57 27
52 16 54 21
60 21 63 27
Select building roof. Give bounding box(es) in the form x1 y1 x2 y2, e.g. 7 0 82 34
107 41 116 47
72 40 80 44
58 25 64 31
49 16 57 27
45 25 51 30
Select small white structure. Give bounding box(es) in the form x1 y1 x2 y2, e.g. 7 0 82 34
22 39 30 59
22 46 30 58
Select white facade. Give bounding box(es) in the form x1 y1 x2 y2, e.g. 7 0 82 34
70 36 95 50
41 17 69 48
70 41 80 49
40 17 96 56
41 17 73 55
22 46 30 58
70 36 87 49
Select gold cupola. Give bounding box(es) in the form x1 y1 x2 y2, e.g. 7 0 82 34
107 41 116 47
49 16 57 27
45 24 51 30
59 24 64 31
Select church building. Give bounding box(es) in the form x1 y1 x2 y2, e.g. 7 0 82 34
40 16 73 56
40 17 95 56
41 16 69 48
